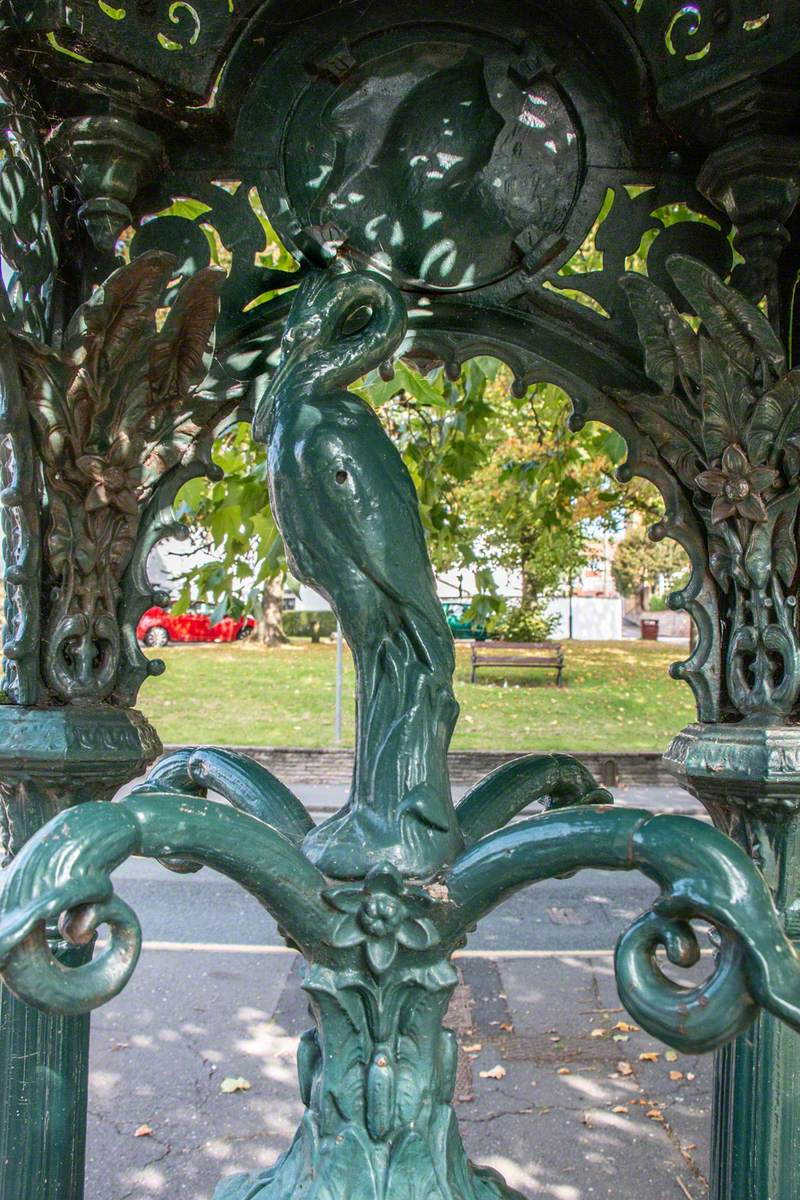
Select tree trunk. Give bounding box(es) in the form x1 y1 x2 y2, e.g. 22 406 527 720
257 576 288 647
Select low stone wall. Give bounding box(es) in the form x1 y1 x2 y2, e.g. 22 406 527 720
162 745 674 788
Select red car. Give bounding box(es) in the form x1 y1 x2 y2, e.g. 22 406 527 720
137 606 256 647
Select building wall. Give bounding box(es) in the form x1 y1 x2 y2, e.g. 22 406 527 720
545 595 623 640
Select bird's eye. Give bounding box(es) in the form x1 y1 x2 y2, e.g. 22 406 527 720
335 469 348 485
341 305 373 337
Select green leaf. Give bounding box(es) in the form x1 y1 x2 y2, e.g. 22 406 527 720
747 370 800 466
620 272 700 392
209 595 229 626
393 362 449 409
667 255 785 379
700 339 754 463
156 198 212 222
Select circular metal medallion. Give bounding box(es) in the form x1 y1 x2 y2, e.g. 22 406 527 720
232 4 598 295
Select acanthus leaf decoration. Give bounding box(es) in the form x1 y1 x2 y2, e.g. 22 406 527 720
619 254 800 721
11 250 224 703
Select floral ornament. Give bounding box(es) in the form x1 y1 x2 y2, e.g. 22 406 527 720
697 444 779 524
76 441 142 516
323 863 440 974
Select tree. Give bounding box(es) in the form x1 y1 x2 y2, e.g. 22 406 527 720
611 524 688 607
172 423 290 647
452 382 660 620
173 364 663 640
172 359 503 642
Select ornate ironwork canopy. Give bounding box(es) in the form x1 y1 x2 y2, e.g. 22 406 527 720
0 4 800 1199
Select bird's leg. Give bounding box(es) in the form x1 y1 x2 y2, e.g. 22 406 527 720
301 630 464 880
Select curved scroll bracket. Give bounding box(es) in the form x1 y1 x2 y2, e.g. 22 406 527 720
137 746 314 846
442 805 800 1053
0 790 329 1015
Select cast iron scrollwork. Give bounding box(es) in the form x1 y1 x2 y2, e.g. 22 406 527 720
0 75 55 703
1 270 800 1200
617 255 800 721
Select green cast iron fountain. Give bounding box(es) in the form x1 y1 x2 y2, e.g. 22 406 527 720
1 268 800 1200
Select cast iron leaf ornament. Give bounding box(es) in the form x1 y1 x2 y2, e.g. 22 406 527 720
619 255 800 719
10 250 222 702
324 863 440 974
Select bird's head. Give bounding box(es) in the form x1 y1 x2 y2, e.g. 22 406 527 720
252 268 407 443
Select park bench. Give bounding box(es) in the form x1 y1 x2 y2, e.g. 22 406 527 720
470 640 565 685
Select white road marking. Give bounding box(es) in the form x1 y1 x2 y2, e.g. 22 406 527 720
102 940 714 960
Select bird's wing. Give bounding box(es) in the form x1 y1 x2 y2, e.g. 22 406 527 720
299 398 453 672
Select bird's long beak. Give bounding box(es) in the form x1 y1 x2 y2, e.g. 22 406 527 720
252 350 297 443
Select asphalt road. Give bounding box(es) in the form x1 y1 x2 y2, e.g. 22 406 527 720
86 786 713 1200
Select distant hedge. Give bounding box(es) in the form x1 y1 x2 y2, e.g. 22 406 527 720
283 610 338 640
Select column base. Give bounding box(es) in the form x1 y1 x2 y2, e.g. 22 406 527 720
666 722 800 1200
214 1109 525 1200
0 703 160 1200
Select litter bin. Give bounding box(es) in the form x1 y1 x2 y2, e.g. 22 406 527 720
641 617 659 641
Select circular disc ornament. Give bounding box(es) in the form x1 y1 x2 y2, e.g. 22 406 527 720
232 3 601 296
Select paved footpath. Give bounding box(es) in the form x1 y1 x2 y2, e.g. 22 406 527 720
86 786 713 1200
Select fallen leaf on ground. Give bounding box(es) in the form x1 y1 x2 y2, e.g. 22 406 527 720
611 1105 628 1114
111 1042 128 1052
670 1070 684 1081
590 1028 606 1038
220 1076 252 1094
665 1050 678 1062
614 1021 639 1033
463 1043 482 1053
639 1052 659 1062
686 1072 696 1081
134 1125 152 1138
646 1108 664 1121
479 1065 507 1080
499 1023 513 1033
557 1067 571 1075
616 1061 634 1076
612 1034 629 1042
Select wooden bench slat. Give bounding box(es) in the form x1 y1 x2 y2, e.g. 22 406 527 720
472 656 562 665
478 641 562 650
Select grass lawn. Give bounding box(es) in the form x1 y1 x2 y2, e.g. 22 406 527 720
138 639 696 753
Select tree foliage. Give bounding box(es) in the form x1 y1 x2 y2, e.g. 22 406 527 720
171 423 288 644
611 524 688 600
173 363 664 639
